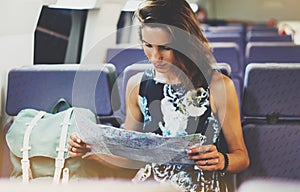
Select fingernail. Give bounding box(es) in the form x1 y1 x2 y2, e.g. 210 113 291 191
187 150 192 154
77 138 81 143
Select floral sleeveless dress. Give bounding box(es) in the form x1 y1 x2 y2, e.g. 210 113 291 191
137 68 233 192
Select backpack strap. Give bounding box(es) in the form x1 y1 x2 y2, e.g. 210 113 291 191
21 111 46 183
53 108 73 184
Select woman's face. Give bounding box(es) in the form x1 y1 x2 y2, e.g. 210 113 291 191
141 25 175 74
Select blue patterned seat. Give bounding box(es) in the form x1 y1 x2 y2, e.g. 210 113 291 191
6 64 119 118
106 48 148 75
245 42 300 66
237 63 300 189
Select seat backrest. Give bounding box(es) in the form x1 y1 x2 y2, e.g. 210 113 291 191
210 42 242 76
245 42 300 65
6 64 119 117
205 32 245 56
247 25 278 33
246 32 293 42
237 63 300 187
237 123 300 186
242 63 300 121
106 48 148 75
232 77 242 109
207 25 245 35
215 62 243 108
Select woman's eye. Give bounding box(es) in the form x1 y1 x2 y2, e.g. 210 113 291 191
144 43 152 48
163 46 171 50
159 45 172 51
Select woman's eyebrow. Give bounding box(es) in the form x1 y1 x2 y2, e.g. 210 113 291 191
142 40 150 44
142 40 171 47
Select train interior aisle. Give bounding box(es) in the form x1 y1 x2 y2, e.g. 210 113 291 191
0 0 300 191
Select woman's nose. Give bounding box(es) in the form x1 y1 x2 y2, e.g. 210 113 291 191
151 47 162 61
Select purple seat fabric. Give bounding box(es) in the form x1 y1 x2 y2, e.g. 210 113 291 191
246 32 292 42
205 32 245 55
245 42 300 65
205 32 246 70
242 63 300 119
237 123 300 186
232 77 242 111
6 64 119 117
238 63 300 187
206 25 245 34
211 42 243 77
247 25 278 33
106 48 148 75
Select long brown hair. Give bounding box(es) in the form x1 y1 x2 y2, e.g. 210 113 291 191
135 0 215 89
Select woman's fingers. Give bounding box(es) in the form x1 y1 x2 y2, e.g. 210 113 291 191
68 145 90 158
68 133 91 157
187 144 222 171
187 144 216 158
70 133 83 145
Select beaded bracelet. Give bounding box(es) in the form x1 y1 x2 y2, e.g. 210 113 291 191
220 152 229 175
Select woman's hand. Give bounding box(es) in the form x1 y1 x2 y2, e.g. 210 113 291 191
68 133 91 158
187 144 225 171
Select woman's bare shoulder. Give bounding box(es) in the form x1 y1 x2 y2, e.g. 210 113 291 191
126 72 144 90
209 72 238 111
210 72 235 92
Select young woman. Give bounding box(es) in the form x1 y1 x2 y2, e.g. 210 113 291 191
69 0 249 191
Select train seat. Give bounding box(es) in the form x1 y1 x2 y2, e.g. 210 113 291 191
6 64 120 120
106 47 148 75
237 63 300 189
210 42 244 79
245 42 300 65
246 31 293 42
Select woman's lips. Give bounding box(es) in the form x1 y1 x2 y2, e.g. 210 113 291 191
154 63 166 68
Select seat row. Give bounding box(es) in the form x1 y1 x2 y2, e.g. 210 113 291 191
105 43 300 109
3 61 299 125
1 63 300 192
203 24 298 71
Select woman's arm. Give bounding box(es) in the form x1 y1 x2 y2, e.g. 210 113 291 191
68 73 146 169
188 73 249 173
212 73 249 173
123 72 144 131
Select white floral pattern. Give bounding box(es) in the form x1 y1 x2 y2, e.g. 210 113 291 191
159 85 209 137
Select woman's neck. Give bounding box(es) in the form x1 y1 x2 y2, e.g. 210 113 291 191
154 70 181 85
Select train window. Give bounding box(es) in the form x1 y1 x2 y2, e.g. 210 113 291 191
34 6 87 64
117 11 135 44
